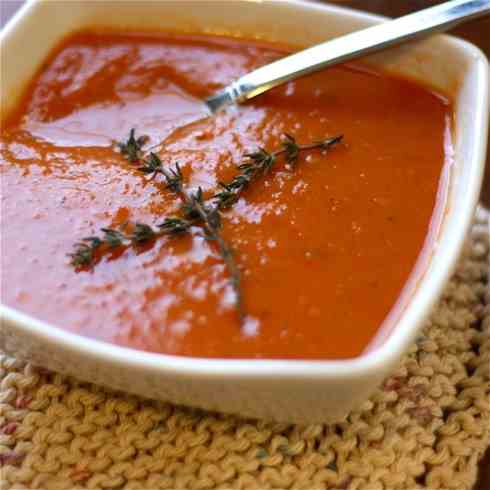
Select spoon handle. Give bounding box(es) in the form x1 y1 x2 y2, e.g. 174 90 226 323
206 0 490 113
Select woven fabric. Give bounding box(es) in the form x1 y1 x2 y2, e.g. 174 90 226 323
0 209 488 490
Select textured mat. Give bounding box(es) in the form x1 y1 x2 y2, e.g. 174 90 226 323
0 209 489 490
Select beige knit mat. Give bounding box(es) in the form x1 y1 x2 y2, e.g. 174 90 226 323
1 209 489 490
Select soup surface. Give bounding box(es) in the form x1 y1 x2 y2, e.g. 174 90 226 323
1 32 451 359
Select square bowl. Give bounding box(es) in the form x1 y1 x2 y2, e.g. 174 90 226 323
1 0 488 423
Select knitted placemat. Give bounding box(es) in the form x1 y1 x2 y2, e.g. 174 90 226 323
1 209 489 490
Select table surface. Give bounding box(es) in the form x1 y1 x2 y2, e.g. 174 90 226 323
1 1 488 487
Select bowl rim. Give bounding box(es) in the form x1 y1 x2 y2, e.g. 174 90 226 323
1 0 488 380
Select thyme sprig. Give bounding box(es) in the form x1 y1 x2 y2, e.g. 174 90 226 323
137 152 166 180
214 133 343 209
156 161 245 322
70 129 344 326
117 128 148 163
69 218 192 268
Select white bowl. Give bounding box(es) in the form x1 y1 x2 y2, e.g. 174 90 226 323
1 0 488 423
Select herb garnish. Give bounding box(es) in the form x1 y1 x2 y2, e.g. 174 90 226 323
117 128 148 163
69 129 343 325
214 133 343 210
69 219 192 268
144 156 245 322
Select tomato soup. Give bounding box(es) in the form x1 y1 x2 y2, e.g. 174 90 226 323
0 32 451 359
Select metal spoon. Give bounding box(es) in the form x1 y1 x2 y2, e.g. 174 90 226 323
205 0 490 113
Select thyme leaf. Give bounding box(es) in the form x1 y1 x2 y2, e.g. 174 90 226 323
117 128 148 163
69 238 102 268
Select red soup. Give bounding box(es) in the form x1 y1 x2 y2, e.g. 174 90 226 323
1 32 451 359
